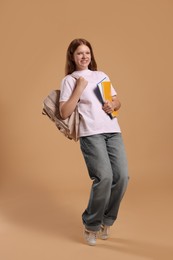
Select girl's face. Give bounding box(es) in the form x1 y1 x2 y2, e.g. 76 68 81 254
73 44 91 71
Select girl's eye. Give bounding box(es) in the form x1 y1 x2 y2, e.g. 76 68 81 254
77 52 90 55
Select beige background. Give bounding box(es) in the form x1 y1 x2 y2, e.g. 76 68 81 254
0 0 173 259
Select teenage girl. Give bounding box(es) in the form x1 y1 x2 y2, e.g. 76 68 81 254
59 38 129 246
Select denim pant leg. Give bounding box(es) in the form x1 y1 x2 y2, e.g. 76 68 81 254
103 133 129 226
80 134 113 231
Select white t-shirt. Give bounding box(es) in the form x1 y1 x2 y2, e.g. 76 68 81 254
60 69 121 137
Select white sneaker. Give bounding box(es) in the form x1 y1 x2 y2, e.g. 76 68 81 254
99 225 110 240
84 229 97 246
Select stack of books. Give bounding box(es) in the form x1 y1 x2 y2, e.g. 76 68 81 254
97 77 118 118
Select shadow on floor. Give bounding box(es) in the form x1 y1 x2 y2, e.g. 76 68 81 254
96 237 173 260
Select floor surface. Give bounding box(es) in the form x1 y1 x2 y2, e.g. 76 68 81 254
0 179 172 260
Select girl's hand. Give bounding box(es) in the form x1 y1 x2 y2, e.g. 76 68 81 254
102 96 121 114
76 77 88 91
102 100 114 114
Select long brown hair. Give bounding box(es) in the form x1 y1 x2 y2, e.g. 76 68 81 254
65 38 97 75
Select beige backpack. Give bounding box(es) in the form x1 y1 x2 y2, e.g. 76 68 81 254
42 89 79 141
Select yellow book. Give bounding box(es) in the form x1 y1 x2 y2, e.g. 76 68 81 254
97 79 118 118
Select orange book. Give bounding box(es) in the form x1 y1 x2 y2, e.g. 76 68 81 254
97 79 118 118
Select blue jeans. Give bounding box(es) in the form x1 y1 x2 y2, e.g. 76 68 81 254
80 133 129 231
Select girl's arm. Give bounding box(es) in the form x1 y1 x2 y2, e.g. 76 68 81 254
59 77 88 119
112 95 121 111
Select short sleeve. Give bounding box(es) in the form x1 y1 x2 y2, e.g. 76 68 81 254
111 85 117 96
59 75 76 102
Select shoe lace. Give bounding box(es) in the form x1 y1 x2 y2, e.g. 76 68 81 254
90 231 97 239
86 230 97 240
